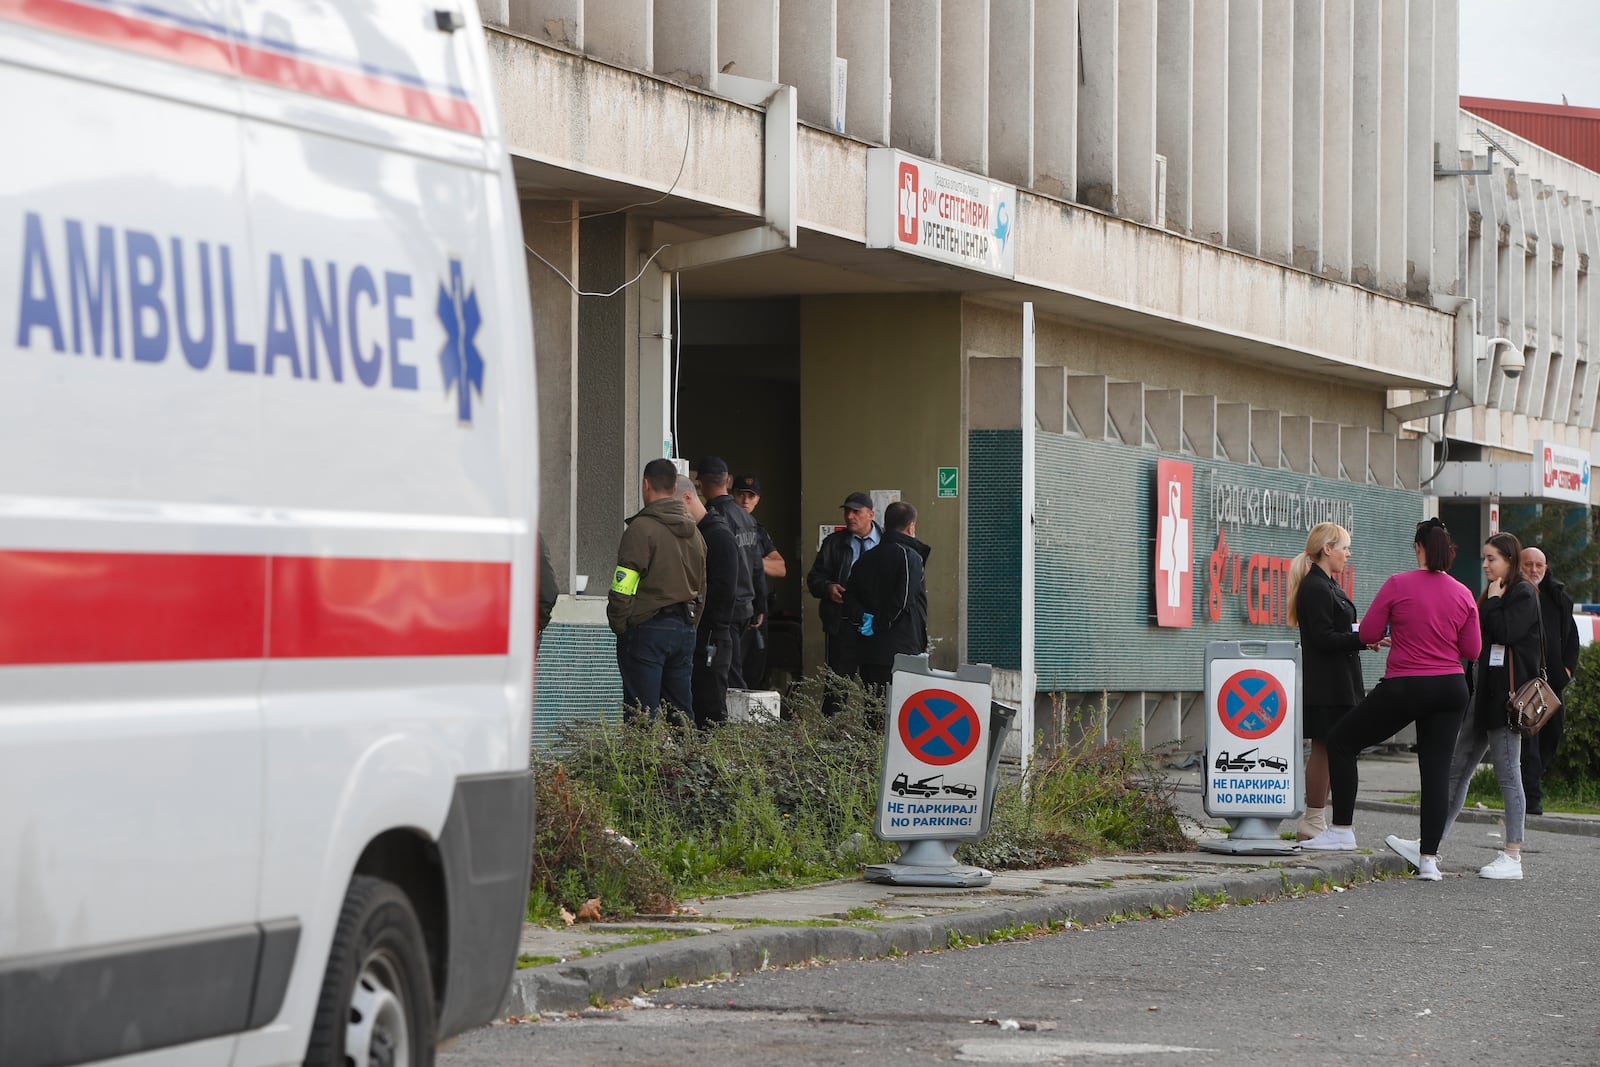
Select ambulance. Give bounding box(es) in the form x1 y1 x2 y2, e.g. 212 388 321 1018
0 3 537 1065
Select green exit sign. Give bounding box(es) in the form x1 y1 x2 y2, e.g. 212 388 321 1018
937 466 959 499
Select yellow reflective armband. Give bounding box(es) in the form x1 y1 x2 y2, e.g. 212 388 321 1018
611 566 641 596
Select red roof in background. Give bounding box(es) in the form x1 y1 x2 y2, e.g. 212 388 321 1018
1460 96 1600 173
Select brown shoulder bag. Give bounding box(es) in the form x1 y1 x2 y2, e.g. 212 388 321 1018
1506 605 1561 737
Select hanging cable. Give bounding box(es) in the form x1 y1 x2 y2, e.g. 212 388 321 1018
1418 377 1459 487
523 241 673 298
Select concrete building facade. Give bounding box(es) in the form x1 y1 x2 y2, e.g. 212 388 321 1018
483 1 1594 752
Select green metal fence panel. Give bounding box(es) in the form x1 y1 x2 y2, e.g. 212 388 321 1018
969 430 1427 693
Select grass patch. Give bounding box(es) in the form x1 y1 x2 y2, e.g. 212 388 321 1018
1396 766 1600 814
516 954 559 969
528 678 1189 920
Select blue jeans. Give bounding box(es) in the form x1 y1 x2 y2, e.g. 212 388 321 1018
616 614 695 723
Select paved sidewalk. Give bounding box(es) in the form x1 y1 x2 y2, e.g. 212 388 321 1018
501 752 1598 1017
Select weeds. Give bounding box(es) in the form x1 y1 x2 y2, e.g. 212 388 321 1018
529 678 1190 919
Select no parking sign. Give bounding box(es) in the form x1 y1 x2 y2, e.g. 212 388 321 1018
1204 641 1301 821
875 661 997 842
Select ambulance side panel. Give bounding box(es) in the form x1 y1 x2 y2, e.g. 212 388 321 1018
0 1 535 1063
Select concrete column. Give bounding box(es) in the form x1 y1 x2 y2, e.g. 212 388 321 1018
575 215 634 590
1507 173 1533 415
1368 431 1396 487
1531 182 1556 419
718 0 779 82
507 0 581 46
655 0 716 88
779 0 838 130
1190 0 1228 244
1321 0 1353 279
1258 0 1292 264
1225 0 1261 254
1114 0 1157 223
1076 0 1117 211
1430 0 1461 298
890 0 940 158
988 0 1034 186
940 0 990 172
1377 0 1408 295
1290 0 1322 272
1404 0 1435 298
585 0 652 71
1577 206 1599 428
1556 195 1580 423
1156 0 1194 234
524 201 579 593
838 0 890 143
1033 0 1077 198
1349 4 1380 288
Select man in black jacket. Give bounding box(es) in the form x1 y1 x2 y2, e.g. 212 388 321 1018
845 501 929 693
696 456 768 687
680 477 738 728
1519 546 1582 814
806 491 881 712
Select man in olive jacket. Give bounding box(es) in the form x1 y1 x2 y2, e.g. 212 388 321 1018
1519 546 1582 814
609 458 706 722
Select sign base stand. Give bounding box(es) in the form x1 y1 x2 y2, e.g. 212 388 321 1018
1197 817 1298 856
864 838 993 887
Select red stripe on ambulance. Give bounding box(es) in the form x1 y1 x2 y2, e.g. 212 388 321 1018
0 0 482 134
0 550 510 665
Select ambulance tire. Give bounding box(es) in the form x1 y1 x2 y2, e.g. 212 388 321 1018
305 874 437 1067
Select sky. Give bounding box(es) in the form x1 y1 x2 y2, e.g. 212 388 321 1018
1458 0 1600 107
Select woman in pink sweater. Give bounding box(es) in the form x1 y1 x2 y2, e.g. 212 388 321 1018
1302 518 1481 881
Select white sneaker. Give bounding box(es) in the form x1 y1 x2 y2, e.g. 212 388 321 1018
1417 856 1442 881
1385 835 1422 869
1300 826 1356 851
1479 852 1523 880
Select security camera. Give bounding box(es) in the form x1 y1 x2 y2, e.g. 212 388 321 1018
1487 337 1525 379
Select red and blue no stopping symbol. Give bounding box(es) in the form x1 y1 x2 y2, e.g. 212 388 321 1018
898 688 982 766
1217 669 1287 740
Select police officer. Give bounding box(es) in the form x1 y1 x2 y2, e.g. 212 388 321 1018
696 457 767 687
608 458 705 723
680 476 738 727
732 473 785 689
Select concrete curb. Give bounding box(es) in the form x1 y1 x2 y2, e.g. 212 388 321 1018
500 852 1404 1016
1170 783 1600 839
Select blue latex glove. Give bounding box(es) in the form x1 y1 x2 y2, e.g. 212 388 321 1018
858 613 874 636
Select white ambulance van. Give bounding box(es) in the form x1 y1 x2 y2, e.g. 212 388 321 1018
0 3 536 1065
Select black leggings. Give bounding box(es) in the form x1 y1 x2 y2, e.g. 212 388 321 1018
1325 673 1467 854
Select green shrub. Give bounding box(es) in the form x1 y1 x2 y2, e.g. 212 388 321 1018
529 678 1190 919
1546 640 1600 790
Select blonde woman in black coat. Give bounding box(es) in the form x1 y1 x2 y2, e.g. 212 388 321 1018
1287 523 1379 839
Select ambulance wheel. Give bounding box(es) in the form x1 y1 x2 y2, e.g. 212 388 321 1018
306 875 436 1067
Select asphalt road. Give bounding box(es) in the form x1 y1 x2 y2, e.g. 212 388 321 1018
442 807 1600 1067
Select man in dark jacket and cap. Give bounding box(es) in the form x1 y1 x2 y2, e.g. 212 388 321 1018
681 475 738 728
609 458 706 723
845 501 930 692
1518 546 1582 814
806 490 881 712
696 456 767 686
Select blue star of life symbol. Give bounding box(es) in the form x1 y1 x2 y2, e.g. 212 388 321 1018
437 259 484 423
